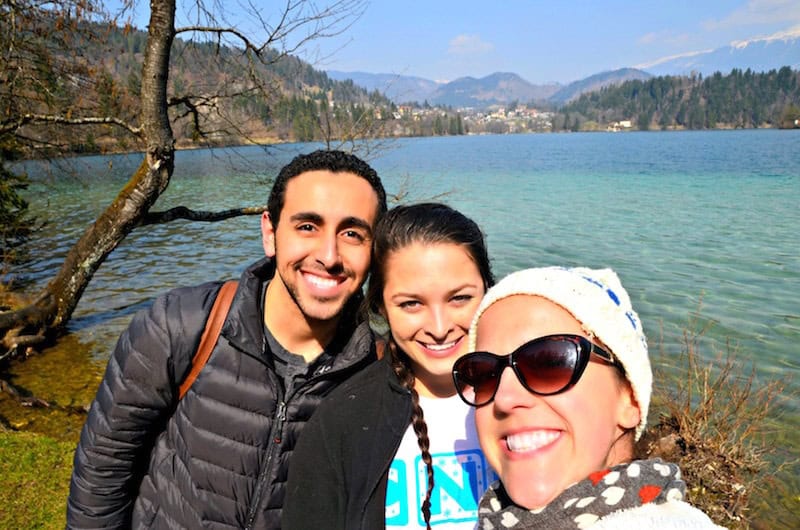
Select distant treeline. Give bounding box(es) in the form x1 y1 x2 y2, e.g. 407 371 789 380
60 21 465 146
555 67 800 131
6 19 397 155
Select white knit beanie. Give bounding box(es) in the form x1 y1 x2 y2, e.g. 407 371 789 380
468 266 651 440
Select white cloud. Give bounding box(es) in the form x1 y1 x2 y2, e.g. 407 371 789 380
637 30 691 47
447 34 494 55
638 32 659 45
635 49 715 69
704 0 800 30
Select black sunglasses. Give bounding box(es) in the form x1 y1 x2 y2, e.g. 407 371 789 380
452 334 619 407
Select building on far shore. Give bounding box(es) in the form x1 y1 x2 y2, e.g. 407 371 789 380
607 120 633 132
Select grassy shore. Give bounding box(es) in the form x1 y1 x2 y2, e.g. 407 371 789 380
0 431 73 528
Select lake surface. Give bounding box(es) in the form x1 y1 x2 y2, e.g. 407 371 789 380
17 131 799 387
10 129 800 520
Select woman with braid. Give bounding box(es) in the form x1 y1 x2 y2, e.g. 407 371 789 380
284 203 495 530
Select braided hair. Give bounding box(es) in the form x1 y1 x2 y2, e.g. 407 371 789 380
365 203 494 528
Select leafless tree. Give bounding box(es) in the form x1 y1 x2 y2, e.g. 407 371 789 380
0 0 367 358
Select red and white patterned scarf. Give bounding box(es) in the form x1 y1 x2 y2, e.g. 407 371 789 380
478 459 686 529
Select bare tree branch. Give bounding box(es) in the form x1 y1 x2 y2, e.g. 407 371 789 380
175 25 258 51
175 0 367 60
140 205 266 225
0 113 142 136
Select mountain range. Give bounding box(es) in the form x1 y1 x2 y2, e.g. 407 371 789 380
638 28 800 77
328 29 800 108
327 68 653 108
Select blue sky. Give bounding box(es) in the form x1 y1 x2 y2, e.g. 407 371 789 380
120 0 800 84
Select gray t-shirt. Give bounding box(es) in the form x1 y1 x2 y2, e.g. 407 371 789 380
261 281 340 396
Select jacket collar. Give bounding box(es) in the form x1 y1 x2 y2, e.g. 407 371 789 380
221 257 274 357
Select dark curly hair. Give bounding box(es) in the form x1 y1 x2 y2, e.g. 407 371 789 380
267 149 388 228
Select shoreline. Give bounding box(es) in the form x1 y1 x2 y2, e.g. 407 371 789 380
9 125 797 164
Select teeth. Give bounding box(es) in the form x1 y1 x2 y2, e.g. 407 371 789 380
426 340 458 351
306 274 338 288
507 430 560 452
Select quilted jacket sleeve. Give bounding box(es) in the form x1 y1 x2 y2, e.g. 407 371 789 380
65 285 214 529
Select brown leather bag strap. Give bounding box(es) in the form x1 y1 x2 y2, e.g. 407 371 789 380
178 280 238 400
375 338 386 360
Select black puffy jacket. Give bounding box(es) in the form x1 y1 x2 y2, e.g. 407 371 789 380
67 258 377 529
283 356 413 530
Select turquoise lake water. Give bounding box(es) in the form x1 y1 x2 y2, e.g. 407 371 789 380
14 130 800 490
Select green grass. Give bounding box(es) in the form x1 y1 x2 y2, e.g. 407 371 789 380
0 430 73 529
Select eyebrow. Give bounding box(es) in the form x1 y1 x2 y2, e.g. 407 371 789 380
342 216 373 236
289 212 373 236
289 212 324 225
390 282 480 300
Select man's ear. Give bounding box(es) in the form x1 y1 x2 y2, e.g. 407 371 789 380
261 212 276 258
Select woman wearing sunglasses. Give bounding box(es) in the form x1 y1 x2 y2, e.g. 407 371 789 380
453 267 723 529
284 203 495 530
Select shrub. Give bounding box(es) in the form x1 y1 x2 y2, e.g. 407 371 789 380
638 313 792 528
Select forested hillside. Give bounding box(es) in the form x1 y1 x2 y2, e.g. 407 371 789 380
558 67 800 131
141 26 401 144
3 19 396 157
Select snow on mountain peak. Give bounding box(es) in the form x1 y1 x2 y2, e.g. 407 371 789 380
730 25 800 49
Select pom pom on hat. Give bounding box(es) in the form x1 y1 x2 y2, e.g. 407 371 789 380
468 266 652 440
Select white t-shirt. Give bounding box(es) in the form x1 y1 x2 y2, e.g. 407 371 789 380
385 394 496 529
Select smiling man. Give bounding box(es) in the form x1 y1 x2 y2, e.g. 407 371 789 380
67 150 387 530
262 168 380 360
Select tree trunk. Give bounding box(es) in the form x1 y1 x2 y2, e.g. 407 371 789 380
0 1 177 354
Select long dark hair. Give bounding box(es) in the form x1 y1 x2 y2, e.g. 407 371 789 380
366 202 494 528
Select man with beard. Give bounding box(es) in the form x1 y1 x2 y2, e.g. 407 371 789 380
67 150 387 529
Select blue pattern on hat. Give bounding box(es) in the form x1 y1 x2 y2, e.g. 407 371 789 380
582 275 641 333
606 288 620 305
581 275 621 307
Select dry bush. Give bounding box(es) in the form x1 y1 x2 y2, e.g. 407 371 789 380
637 312 793 529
